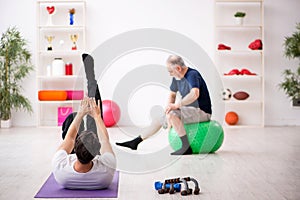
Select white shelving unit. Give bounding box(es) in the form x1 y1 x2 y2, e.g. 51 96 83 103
214 0 264 127
36 0 86 126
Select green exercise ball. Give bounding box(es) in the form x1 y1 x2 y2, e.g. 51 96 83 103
168 120 224 154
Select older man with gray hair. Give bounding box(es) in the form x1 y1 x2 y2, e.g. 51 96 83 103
116 55 212 155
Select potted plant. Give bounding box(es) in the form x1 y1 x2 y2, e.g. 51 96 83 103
0 27 34 128
278 23 300 107
234 11 246 25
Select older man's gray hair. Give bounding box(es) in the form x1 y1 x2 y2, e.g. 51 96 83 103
167 55 186 68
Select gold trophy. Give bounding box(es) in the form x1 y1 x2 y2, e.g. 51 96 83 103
45 35 55 51
70 34 78 50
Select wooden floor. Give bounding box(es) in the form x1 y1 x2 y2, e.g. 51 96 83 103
0 126 299 200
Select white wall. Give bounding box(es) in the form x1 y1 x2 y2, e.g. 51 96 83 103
264 0 300 126
0 0 299 126
0 0 37 126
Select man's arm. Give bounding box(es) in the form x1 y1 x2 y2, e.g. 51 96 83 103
57 98 89 154
89 98 114 155
168 91 177 104
178 88 199 107
166 88 199 113
165 91 177 114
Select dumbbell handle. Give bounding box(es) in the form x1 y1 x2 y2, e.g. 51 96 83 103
154 181 181 192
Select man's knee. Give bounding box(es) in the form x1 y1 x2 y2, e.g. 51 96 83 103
166 111 180 122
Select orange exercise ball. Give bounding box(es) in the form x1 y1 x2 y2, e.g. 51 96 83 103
225 111 239 125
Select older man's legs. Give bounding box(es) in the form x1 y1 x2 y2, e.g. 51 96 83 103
167 106 211 155
167 113 192 155
115 106 164 150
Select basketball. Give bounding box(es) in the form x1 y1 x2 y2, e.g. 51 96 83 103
225 111 239 125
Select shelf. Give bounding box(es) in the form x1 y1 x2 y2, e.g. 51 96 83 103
216 0 263 3
37 75 83 79
222 75 261 81
37 0 86 127
216 25 262 29
215 0 264 128
39 50 83 56
39 26 85 31
38 100 82 104
223 100 262 104
223 124 264 129
38 0 85 3
216 50 263 54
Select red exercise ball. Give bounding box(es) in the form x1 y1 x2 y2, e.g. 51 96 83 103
102 100 121 127
225 111 239 125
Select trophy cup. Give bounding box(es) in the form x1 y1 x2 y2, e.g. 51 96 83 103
45 35 55 51
70 34 78 50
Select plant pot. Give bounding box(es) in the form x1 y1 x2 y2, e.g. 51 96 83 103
234 17 244 25
1 119 12 128
292 98 300 107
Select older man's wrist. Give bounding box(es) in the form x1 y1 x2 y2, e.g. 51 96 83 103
175 103 181 109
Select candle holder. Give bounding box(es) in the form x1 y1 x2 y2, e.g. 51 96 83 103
45 35 55 51
70 34 78 50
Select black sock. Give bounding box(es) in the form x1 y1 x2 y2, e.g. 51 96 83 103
171 135 193 155
82 53 95 81
116 136 143 150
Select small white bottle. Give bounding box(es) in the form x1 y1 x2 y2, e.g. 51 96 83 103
52 58 65 76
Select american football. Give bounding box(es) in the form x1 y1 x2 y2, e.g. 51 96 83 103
233 91 249 100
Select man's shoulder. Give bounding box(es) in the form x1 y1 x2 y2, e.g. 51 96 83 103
53 149 67 162
52 150 76 169
187 67 201 76
93 152 116 168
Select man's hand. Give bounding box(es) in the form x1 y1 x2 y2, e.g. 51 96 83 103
165 103 180 114
88 98 101 119
78 97 90 116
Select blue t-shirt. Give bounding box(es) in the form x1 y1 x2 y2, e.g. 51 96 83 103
170 67 212 114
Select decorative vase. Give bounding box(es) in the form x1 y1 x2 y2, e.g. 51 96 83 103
234 17 244 25
69 8 75 25
46 6 55 26
69 13 74 25
1 119 12 128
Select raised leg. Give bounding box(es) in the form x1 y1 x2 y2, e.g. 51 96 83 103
82 53 103 119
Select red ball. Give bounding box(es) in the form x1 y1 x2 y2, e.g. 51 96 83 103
102 100 121 127
225 111 239 125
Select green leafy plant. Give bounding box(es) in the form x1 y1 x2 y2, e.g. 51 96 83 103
0 27 34 121
279 67 300 99
234 12 246 18
283 23 300 59
279 23 300 100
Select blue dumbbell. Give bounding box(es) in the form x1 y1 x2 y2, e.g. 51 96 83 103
154 181 181 192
